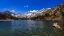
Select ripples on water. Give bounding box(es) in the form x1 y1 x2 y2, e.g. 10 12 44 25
0 20 64 36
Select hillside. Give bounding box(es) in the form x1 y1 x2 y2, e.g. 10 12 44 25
30 2 64 21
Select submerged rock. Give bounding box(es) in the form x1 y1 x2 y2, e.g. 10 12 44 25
53 23 62 30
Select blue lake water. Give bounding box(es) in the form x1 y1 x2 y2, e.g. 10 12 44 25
0 20 64 36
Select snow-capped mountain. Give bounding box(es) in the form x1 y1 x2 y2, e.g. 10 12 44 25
32 8 51 17
11 8 51 18
24 10 38 18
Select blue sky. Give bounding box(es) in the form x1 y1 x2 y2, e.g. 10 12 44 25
0 0 64 14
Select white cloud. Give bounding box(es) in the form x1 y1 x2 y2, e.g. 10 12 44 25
24 5 28 7
10 10 15 12
46 8 51 9
29 10 38 13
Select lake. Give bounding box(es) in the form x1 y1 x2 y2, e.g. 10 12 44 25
0 20 64 36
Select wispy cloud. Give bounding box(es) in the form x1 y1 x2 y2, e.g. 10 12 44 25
3 8 9 11
10 10 15 12
24 5 28 7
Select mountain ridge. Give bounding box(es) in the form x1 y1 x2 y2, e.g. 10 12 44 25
29 2 64 21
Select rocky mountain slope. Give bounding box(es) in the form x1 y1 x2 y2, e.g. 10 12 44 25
30 2 64 21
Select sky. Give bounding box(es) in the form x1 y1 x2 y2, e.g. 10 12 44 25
0 0 64 14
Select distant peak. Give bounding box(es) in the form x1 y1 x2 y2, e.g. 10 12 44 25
5 10 10 12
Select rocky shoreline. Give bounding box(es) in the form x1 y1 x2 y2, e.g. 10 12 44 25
0 20 13 21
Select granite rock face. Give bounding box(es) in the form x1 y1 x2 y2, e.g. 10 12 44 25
30 2 64 21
